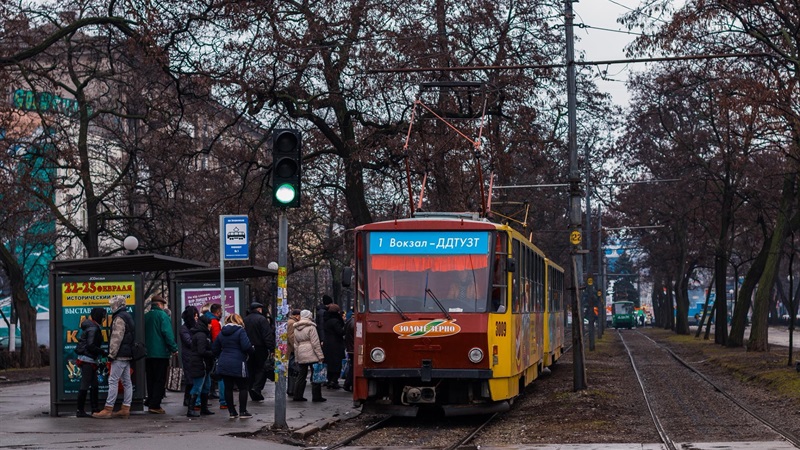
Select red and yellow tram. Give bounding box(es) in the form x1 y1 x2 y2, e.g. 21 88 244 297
347 212 565 416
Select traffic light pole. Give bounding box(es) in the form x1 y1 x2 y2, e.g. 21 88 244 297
273 211 289 428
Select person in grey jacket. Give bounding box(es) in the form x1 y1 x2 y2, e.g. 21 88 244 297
94 295 134 419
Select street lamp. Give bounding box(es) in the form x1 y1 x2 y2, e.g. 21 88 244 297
123 236 139 253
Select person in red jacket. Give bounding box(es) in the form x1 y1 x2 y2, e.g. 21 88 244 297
204 304 225 408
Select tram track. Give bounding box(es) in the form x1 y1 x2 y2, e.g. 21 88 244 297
619 329 800 448
316 412 501 450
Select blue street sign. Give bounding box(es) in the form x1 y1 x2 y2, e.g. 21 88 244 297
223 215 249 260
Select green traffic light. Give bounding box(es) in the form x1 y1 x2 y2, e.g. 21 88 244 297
275 183 297 204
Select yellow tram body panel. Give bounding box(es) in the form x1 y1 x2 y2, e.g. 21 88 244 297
485 310 544 401
543 259 566 367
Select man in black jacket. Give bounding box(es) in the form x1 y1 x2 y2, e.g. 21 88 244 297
315 295 333 343
243 302 274 401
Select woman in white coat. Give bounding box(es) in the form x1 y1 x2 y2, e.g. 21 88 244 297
291 310 326 402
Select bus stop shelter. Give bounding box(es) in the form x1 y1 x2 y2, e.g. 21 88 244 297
170 265 277 325
48 254 209 416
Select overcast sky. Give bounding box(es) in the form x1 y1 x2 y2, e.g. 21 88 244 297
572 0 642 107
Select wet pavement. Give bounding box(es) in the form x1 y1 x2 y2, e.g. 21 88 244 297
0 380 359 449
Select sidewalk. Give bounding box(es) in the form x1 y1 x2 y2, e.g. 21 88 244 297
0 380 360 449
689 324 800 349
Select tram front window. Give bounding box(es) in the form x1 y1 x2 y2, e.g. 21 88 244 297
613 302 634 315
367 259 490 313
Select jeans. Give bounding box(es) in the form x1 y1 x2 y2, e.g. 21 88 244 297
106 359 132 407
218 378 226 405
190 374 211 396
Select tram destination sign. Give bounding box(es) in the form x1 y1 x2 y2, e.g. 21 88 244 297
369 231 489 255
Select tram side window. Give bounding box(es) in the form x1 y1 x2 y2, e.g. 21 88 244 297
491 233 507 312
511 240 525 312
525 247 532 313
535 254 544 312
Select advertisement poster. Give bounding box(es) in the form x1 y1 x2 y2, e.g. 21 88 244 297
180 285 240 317
59 276 137 397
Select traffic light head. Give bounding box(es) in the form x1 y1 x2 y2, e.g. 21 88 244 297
271 129 301 208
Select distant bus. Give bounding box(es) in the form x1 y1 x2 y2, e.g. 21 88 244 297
689 302 713 325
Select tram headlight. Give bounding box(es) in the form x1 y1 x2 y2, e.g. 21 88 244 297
370 347 386 363
468 347 484 363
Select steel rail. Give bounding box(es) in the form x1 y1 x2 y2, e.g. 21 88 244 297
320 415 394 450
618 330 678 450
442 412 500 450
636 330 800 448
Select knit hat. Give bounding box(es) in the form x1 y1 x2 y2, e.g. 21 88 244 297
300 309 313 320
327 303 341 313
109 295 127 313
322 295 333 305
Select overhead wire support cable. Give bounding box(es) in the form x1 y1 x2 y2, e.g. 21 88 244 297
366 53 770 74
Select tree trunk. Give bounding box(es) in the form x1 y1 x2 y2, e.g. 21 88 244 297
0 244 41 367
748 174 797 351
713 161 735 345
665 274 676 331
728 235 770 347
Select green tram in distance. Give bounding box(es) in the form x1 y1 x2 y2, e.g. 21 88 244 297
611 301 636 329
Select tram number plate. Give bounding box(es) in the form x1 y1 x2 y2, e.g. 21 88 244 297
496 321 507 337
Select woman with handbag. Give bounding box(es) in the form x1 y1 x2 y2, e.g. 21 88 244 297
291 309 326 403
212 313 254 419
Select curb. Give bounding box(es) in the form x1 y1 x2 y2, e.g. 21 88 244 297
291 408 362 439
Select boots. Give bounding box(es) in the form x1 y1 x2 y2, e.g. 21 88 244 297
92 405 114 419
311 383 327 402
112 405 130 419
76 390 90 417
200 394 214 415
187 395 200 417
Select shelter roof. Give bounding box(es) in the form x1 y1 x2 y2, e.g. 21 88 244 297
172 265 277 281
50 254 210 274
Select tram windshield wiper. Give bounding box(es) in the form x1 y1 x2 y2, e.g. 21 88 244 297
379 278 410 321
423 272 452 320
424 288 452 320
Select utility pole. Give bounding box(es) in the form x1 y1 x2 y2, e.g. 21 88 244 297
566 0 587 391
273 212 288 428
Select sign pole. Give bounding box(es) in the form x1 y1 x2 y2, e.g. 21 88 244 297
219 215 249 319
273 211 289 428
219 216 226 322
